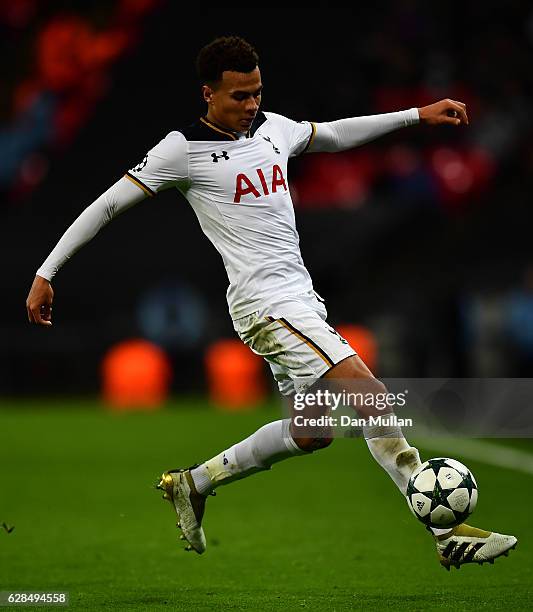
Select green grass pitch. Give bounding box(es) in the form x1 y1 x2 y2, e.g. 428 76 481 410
0 399 532 611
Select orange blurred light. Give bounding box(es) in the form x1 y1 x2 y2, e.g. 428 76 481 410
336 324 378 374
101 339 171 410
205 339 265 410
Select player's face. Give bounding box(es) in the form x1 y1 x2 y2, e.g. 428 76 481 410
203 67 263 133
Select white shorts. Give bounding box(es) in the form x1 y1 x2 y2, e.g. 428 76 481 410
232 291 357 396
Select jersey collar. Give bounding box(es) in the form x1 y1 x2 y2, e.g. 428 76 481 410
200 112 267 141
200 117 240 140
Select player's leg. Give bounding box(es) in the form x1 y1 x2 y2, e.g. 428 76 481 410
156 298 345 553
322 354 422 495
188 414 307 496
185 355 336 496
157 404 335 554
156 415 308 553
322 354 517 569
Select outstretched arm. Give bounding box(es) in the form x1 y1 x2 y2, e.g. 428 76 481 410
310 98 468 153
26 130 189 326
26 177 146 325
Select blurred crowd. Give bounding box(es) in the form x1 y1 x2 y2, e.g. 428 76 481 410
0 0 160 201
2 1 533 395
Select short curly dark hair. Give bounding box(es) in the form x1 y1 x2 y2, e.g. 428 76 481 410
196 36 259 86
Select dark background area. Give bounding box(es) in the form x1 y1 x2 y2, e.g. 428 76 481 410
2 0 533 395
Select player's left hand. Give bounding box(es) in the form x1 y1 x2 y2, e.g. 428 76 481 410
418 99 469 126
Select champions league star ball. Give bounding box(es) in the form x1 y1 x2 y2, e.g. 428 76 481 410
406 458 478 528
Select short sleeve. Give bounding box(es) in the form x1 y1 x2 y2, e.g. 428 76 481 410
263 112 316 158
125 131 189 196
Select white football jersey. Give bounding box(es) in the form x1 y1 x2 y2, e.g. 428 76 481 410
126 111 317 318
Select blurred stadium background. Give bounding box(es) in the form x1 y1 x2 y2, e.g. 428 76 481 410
2 0 533 395
1 1 533 609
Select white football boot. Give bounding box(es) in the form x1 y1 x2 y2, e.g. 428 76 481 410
435 523 517 570
156 468 212 554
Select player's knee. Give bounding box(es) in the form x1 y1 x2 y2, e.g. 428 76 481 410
293 436 334 452
344 366 387 396
344 374 389 417
368 376 388 396
351 371 387 396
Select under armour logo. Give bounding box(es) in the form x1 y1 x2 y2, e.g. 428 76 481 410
212 151 230 163
262 136 280 154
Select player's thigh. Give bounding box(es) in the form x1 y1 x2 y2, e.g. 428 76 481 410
323 353 375 379
263 303 357 386
232 302 355 390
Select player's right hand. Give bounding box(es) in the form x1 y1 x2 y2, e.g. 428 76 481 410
26 275 54 326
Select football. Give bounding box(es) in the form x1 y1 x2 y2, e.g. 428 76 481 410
406 458 478 528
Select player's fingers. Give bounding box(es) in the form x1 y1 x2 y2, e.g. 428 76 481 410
449 99 466 109
31 305 52 326
445 111 465 126
444 112 461 126
39 304 53 325
28 301 41 324
32 307 43 324
455 106 468 125
448 101 468 125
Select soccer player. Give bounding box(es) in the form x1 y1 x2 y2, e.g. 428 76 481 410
26 36 516 569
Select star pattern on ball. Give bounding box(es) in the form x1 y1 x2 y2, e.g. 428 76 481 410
462 470 477 492
406 458 478 528
428 458 451 474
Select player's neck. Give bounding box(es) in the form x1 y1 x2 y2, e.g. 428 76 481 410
205 112 243 135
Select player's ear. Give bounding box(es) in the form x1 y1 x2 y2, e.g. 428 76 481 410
202 84 214 104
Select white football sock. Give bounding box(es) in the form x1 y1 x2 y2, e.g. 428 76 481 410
363 422 422 494
190 419 305 495
363 422 452 537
